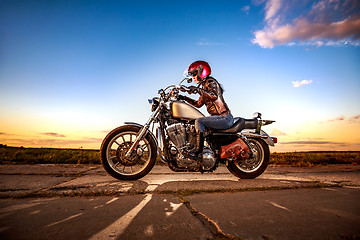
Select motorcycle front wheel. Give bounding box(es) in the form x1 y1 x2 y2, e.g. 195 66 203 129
227 138 269 179
100 125 157 180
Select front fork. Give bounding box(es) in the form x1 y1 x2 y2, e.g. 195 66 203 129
124 108 160 158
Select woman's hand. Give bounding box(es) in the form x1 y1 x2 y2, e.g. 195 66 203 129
188 86 199 94
177 95 186 100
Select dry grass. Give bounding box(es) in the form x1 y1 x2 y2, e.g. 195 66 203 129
270 151 360 167
1 145 359 166
0 145 100 164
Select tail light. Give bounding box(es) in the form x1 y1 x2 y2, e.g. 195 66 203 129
271 137 278 143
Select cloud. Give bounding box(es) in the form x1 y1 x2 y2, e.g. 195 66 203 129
0 137 102 148
319 114 360 124
328 116 345 122
349 114 360 122
280 140 339 145
197 39 227 46
292 79 312 87
264 0 282 21
270 129 287 136
41 132 66 138
252 0 360 48
241 5 250 14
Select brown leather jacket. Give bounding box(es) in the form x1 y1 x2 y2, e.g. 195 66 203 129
184 77 231 116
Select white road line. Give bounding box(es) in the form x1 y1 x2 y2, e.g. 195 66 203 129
29 210 41 215
89 194 153 240
145 184 159 191
343 186 360 189
47 212 84 227
0 199 55 215
106 197 119 205
0 202 42 214
267 201 292 212
94 205 104 209
165 202 182 217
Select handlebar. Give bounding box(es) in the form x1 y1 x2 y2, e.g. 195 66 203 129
179 85 199 94
158 78 200 102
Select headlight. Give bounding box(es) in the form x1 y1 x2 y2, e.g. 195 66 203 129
148 97 159 112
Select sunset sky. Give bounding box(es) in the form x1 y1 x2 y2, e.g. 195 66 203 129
1 0 359 152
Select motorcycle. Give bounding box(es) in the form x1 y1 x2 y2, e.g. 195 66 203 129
100 77 277 180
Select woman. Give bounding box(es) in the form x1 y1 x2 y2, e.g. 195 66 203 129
179 60 234 158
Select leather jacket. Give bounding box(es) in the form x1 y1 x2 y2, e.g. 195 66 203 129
183 77 231 116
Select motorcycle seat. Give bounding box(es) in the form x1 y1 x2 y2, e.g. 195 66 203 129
214 117 258 133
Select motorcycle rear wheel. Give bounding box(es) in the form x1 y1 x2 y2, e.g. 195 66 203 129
100 125 157 180
226 138 269 179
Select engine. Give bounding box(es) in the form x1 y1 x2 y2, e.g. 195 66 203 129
166 123 188 150
166 122 216 170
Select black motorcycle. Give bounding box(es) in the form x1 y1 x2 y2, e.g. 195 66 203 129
100 77 277 180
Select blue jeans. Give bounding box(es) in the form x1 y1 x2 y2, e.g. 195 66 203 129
195 113 234 132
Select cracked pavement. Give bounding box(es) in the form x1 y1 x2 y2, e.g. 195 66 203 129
1 164 359 198
0 164 359 239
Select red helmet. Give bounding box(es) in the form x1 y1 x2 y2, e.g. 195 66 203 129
188 60 211 80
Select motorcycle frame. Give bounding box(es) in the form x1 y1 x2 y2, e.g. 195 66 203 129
123 91 275 165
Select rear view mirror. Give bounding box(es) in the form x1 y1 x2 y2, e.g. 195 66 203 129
253 112 262 119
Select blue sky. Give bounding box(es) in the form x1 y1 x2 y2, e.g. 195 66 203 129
1 0 359 151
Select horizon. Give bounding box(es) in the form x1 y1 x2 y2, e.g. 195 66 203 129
1 0 359 152
1 144 359 154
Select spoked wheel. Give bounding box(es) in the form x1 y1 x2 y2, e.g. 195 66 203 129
100 125 157 180
227 138 269 179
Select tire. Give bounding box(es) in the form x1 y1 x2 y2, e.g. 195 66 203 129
100 125 157 180
227 138 269 179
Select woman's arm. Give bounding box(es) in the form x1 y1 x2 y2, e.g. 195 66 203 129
183 95 204 108
199 80 218 101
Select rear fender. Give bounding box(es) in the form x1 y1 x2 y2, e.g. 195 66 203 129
241 130 275 146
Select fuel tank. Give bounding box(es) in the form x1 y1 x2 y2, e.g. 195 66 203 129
170 101 205 120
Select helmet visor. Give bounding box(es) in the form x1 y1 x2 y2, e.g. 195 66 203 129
183 68 191 77
183 68 197 78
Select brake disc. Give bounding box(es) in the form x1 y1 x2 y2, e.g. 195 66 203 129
116 142 142 166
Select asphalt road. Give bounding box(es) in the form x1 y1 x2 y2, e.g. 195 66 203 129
0 164 359 239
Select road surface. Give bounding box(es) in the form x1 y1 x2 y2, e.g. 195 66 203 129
0 164 359 239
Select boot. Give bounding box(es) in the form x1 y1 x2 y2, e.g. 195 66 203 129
186 130 204 159
196 131 204 157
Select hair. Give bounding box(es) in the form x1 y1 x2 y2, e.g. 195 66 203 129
220 83 225 93
206 76 224 93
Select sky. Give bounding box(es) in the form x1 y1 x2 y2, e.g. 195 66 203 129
0 0 359 152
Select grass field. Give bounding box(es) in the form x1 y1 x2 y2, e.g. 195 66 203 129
270 151 360 167
0 145 359 167
0 145 99 165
